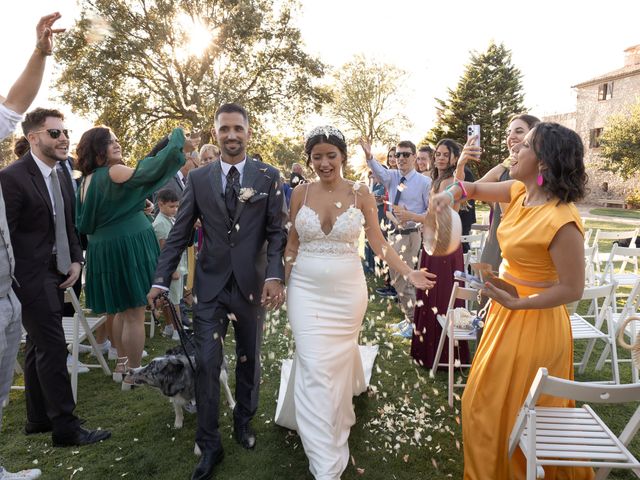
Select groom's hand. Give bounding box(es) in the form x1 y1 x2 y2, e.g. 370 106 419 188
261 279 285 310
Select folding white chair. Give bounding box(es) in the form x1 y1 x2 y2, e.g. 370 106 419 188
584 245 598 286
508 367 640 480
64 288 111 402
584 228 594 249
431 283 479 407
567 283 619 384
600 245 640 312
593 228 639 277
460 232 486 273
597 278 640 383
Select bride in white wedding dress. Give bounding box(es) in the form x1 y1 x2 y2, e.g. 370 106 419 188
275 126 436 480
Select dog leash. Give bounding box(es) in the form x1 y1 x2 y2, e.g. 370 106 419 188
153 291 197 373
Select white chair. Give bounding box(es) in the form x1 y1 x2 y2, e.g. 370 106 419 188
461 232 486 273
600 245 640 311
567 283 619 384
597 278 640 383
584 245 598 286
431 283 479 407
584 228 594 248
64 288 111 402
593 228 639 276
508 367 640 480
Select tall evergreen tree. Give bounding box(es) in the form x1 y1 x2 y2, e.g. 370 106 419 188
424 42 526 177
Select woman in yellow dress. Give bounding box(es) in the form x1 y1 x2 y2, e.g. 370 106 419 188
431 122 594 479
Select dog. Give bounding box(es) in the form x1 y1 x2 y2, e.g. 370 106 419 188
127 342 236 430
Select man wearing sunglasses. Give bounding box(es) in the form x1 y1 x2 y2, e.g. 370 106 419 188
0 12 72 480
0 107 111 452
361 139 431 337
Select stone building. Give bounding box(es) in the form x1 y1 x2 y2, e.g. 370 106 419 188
545 45 640 203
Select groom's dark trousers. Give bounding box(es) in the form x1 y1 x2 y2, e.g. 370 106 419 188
194 275 264 450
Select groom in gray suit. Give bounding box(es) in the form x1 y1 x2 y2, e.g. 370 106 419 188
148 103 286 480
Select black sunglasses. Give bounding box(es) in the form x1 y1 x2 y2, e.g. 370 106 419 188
33 128 70 139
394 152 412 159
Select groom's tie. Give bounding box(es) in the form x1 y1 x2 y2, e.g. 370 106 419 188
50 167 72 275
225 166 240 219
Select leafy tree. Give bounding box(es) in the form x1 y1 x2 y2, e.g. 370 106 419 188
599 100 640 180
425 42 526 177
330 55 410 146
54 0 329 161
0 134 16 168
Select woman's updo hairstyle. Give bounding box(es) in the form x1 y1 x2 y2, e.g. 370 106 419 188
531 122 588 203
304 126 348 167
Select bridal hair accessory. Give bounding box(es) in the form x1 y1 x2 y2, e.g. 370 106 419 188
422 206 462 256
304 125 346 143
238 187 256 202
537 173 544 186
618 315 640 369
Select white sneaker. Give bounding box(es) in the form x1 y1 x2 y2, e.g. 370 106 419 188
66 355 90 374
108 347 118 361
0 467 42 479
89 340 111 357
162 325 174 338
389 319 409 331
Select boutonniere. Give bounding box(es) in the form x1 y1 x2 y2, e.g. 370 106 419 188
238 187 256 202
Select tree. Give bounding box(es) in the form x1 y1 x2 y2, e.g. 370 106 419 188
330 55 410 146
54 0 330 160
425 42 526 177
599 100 640 180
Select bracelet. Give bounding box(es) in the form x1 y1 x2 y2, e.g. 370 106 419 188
456 180 468 199
444 190 455 206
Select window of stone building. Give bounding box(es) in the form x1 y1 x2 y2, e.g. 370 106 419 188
597 81 614 101
590 128 604 148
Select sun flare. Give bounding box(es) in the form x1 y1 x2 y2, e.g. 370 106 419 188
175 13 215 60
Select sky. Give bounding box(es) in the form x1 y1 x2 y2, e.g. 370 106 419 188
2 0 640 143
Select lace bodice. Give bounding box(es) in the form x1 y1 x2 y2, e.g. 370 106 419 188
295 205 364 257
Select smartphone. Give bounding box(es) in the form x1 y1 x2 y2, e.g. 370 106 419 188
454 270 484 290
467 124 481 147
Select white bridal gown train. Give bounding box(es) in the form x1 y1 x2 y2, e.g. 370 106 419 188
275 191 378 480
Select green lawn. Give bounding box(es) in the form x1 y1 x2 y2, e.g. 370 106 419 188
1 222 639 479
589 208 640 220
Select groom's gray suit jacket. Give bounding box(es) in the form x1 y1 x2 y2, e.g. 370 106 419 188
153 157 286 304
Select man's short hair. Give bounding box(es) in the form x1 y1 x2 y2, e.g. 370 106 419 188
157 188 180 204
418 145 433 154
215 103 248 124
396 140 416 155
22 107 65 136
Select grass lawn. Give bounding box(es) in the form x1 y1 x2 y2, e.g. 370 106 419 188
589 208 640 220
1 221 639 479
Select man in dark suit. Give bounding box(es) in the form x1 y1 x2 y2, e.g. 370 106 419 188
148 103 286 480
0 107 110 447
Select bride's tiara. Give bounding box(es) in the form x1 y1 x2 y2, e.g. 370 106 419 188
304 125 345 143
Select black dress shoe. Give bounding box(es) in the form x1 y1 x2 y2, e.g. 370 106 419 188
191 449 224 480
233 423 256 449
24 421 52 435
52 426 111 447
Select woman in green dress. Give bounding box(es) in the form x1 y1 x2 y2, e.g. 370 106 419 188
76 127 185 388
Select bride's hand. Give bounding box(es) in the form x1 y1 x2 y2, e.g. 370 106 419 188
406 269 437 290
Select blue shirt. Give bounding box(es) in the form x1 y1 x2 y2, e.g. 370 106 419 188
367 158 431 227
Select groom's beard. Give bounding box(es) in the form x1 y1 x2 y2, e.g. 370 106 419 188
221 140 244 157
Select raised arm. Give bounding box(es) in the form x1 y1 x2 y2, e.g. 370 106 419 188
359 186 436 290
2 13 64 114
430 179 515 213
360 138 392 187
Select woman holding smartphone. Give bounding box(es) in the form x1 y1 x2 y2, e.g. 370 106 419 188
432 122 593 479
456 114 540 271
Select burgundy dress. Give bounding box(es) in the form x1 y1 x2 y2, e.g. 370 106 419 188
410 243 470 369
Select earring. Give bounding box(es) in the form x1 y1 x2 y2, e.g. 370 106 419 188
537 173 544 187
